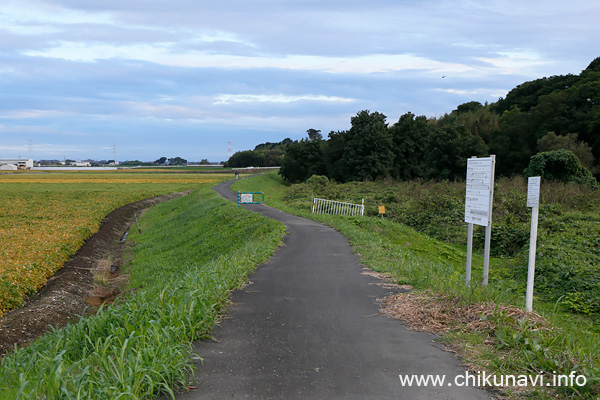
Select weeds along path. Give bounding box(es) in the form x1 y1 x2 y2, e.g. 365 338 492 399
179 180 492 399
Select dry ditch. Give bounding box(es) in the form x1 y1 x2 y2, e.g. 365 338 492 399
0 191 191 355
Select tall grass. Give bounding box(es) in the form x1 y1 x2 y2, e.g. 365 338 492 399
0 185 285 399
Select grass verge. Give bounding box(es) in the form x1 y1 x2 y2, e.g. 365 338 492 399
233 172 600 399
0 183 285 399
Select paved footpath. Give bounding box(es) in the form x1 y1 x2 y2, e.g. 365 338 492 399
175 180 492 399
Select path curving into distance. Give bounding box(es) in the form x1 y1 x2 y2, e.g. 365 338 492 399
176 180 492 399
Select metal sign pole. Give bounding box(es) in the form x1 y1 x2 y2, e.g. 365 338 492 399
525 176 541 312
466 223 473 285
526 205 539 312
482 224 492 285
481 155 496 286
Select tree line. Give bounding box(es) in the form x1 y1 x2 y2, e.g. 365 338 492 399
228 57 600 184
279 57 599 184
279 110 490 183
223 139 293 168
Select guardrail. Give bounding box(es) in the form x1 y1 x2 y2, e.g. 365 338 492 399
312 198 364 216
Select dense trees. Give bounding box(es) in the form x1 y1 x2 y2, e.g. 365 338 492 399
489 56 600 176
168 157 187 166
275 57 599 184
278 138 326 183
388 112 432 180
424 124 487 180
224 139 291 168
306 129 322 141
279 110 487 183
152 156 187 165
222 57 598 183
337 111 394 181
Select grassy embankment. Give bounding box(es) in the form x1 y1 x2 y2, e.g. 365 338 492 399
233 171 600 399
0 182 285 399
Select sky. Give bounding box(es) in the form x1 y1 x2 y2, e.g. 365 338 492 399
0 0 598 162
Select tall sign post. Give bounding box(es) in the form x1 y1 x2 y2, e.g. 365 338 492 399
464 155 496 286
525 176 541 312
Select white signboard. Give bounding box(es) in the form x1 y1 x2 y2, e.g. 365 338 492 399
527 176 541 207
464 157 494 226
240 193 254 203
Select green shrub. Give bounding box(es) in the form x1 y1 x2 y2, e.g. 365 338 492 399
511 212 600 315
401 192 465 243
524 149 598 187
305 174 329 188
474 216 530 257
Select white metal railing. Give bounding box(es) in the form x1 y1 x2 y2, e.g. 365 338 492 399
312 198 364 216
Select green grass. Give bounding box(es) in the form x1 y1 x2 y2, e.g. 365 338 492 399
234 172 506 295
233 171 600 399
0 183 285 399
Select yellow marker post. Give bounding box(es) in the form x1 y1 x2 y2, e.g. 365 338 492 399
378 206 385 217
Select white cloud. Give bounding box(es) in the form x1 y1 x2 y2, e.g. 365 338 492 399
1 0 114 31
0 122 88 136
0 143 86 154
24 41 482 75
191 30 250 45
23 41 173 62
214 94 356 105
477 51 548 75
436 88 509 98
0 109 70 119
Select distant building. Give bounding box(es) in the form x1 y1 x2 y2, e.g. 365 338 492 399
0 163 17 170
71 161 92 167
0 158 33 170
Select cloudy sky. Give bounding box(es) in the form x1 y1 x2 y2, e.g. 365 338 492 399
1 0 598 162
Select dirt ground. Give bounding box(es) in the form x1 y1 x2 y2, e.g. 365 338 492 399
0 191 191 355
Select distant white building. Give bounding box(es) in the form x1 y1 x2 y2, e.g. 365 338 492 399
0 163 17 170
0 158 33 170
72 161 92 167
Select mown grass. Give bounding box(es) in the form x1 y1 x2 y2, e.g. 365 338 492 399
233 171 600 399
0 183 285 399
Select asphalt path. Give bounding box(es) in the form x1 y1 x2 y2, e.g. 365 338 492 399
175 180 492 399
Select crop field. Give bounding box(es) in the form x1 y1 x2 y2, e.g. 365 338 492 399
0 171 229 316
0 180 285 399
